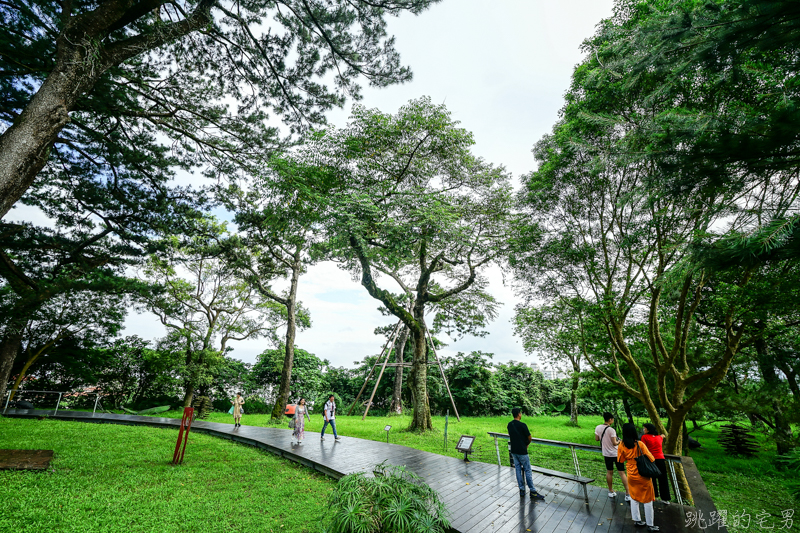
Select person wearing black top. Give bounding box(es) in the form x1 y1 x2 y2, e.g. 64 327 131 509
507 408 546 500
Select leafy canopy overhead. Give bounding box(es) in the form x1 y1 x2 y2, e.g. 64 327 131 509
0 0 441 216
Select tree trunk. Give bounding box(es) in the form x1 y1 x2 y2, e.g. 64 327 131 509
0 52 96 218
663 409 692 503
0 331 24 408
755 331 794 454
182 386 194 408
568 372 579 426
182 346 195 408
622 397 634 424
408 306 432 431
9 351 40 402
389 327 408 415
271 259 301 421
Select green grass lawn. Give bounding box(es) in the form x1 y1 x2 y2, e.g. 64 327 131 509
0 417 334 533
161 410 797 533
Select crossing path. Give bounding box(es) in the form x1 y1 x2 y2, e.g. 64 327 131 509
3 409 705 533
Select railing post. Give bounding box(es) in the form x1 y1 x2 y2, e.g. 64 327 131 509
93 394 101 415
667 459 684 506
3 391 10 414
54 392 62 415
494 436 501 466
570 445 582 477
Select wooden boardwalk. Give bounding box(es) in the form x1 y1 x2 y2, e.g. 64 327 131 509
3 409 704 533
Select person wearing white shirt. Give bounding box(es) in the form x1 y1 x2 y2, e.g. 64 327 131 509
321 394 340 441
595 412 630 500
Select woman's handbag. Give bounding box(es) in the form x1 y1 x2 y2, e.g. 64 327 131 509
634 441 662 478
288 416 296 429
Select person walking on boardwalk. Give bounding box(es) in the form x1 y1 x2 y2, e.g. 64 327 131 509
617 423 660 532
231 392 244 428
507 408 546 501
292 398 311 444
595 412 630 500
641 423 670 504
321 394 340 441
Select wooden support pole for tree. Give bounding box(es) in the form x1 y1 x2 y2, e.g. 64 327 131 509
362 324 402 420
426 329 461 422
347 321 401 415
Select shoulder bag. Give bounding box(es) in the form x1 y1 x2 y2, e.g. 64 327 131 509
634 440 661 478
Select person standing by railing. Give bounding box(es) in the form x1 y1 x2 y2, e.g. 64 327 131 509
507 408 546 501
641 423 670 504
617 423 660 532
595 412 630 500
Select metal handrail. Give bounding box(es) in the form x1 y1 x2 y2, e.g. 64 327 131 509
487 431 685 505
3 389 106 416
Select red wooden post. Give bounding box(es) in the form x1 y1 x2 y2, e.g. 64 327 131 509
172 407 194 465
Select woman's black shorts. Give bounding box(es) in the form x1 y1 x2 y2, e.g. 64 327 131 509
604 456 625 471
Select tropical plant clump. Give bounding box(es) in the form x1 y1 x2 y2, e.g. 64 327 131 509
322 461 450 533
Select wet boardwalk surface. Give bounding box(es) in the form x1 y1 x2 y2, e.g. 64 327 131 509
3 409 698 533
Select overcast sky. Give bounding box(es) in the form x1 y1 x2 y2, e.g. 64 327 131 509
34 1 617 369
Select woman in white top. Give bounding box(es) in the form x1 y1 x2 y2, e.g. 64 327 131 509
291 398 311 444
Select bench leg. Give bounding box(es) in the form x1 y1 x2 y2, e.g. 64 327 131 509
582 483 589 505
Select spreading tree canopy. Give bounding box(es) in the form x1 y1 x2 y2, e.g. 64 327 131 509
289 97 515 431
0 0 440 217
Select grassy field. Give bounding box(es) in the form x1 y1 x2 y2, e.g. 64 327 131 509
0 417 335 533
161 410 797 533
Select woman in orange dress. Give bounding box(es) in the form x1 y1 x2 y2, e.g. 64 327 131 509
617 423 659 531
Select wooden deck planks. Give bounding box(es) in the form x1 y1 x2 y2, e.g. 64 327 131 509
3 409 699 533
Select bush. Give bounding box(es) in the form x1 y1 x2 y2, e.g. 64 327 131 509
322 462 450 533
242 396 272 414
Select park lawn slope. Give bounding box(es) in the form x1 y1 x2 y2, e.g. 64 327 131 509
0 417 334 533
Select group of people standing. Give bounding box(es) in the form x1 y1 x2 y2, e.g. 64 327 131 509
595 412 669 532
228 393 341 445
507 409 669 532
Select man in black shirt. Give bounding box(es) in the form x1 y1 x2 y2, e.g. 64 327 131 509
507 407 546 500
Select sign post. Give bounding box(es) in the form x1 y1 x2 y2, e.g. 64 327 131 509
172 407 194 465
455 435 475 463
384 425 391 443
444 410 449 451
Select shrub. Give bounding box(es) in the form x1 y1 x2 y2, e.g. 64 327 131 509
241 396 272 414
322 461 449 533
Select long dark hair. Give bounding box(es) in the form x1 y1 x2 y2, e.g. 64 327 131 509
622 422 638 449
642 423 658 436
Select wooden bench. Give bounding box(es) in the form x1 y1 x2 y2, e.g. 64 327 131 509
488 431 595 504
529 465 595 504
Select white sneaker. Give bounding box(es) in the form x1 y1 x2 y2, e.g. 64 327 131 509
608 492 617 498
320 436 325 440
625 495 631 502
335 437 341 441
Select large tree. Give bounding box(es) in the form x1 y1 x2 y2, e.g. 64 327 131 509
511 26 799 495
598 0 800 260
217 158 318 421
6 290 126 401
0 0 440 218
139 227 283 407
514 299 585 426
294 97 514 431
